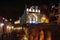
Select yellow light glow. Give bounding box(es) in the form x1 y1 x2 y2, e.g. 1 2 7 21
23 36 28 40
38 10 40 12
14 20 20 24
41 14 49 23
7 25 11 29
29 9 31 12
40 30 44 40
41 15 46 20
6 25 12 33
36 9 38 12
45 19 49 23
32 9 35 12
42 17 46 20
46 31 51 40
11 26 14 29
14 27 22 30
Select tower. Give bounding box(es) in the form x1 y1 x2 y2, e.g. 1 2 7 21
26 5 40 24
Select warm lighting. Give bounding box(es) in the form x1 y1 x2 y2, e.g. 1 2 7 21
11 26 14 29
46 31 51 40
6 25 14 33
7 25 11 30
42 16 46 20
36 9 38 12
26 8 29 11
30 35 33 40
41 15 49 23
32 9 35 12
26 6 41 24
38 10 40 12
14 27 22 30
29 8 31 12
14 20 20 24
41 16 46 23
40 30 44 40
23 35 28 40
6 25 12 33
2 17 8 21
45 19 49 23
29 13 38 24
0 23 4 27
5 19 8 21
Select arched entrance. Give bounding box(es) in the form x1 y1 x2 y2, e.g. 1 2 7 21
28 13 38 24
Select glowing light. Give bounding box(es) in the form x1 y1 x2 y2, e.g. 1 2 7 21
6 25 13 33
14 27 22 30
29 8 31 12
46 31 51 40
10 19 12 21
23 36 28 40
14 20 20 24
7 25 11 29
0 23 4 27
42 16 46 20
45 19 49 23
38 10 40 12
36 9 38 12
11 26 14 29
26 8 29 11
29 14 38 24
5 19 8 21
40 30 44 40
40 15 49 23
2 18 8 21
32 14 38 22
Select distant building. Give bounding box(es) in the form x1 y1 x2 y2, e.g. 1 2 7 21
0 16 13 40
20 5 49 24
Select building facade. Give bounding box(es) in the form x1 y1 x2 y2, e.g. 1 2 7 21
26 6 40 24
20 5 49 24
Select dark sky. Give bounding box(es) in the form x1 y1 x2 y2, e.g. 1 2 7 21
0 0 59 21
0 0 25 21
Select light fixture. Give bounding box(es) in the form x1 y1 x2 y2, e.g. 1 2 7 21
0 23 4 27
26 8 29 11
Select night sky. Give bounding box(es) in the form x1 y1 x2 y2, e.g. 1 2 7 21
0 0 59 21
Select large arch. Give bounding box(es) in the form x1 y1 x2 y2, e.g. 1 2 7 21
28 13 38 23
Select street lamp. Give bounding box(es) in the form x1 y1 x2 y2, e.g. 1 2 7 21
0 23 4 27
